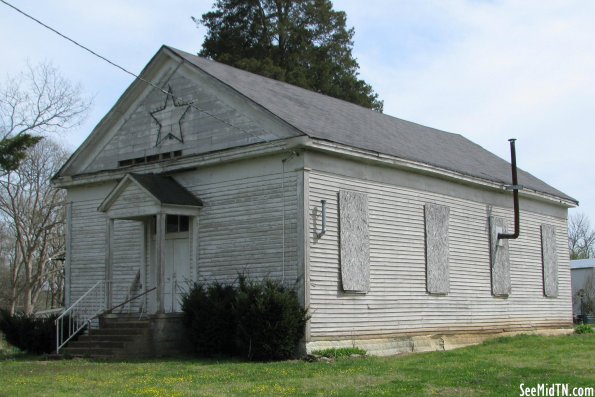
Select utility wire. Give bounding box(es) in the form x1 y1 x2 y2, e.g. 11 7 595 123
1 0 138 79
0 0 282 147
1 0 297 290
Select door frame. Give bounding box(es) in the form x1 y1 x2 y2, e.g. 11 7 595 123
146 214 198 313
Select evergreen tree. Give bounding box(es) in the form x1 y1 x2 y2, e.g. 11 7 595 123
196 0 383 111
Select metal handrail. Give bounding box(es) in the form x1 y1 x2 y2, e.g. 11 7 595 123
108 287 156 314
55 279 161 353
34 307 64 318
55 280 107 354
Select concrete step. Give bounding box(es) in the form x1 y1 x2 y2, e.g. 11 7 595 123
101 320 150 329
59 313 184 359
90 327 148 336
100 314 147 322
63 320 152 359
68 340 126 349
78 334 136 343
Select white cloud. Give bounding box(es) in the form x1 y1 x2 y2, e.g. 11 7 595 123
1 0 593 220
345 0 595 217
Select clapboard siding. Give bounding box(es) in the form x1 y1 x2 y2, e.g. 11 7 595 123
70 198 143 307
68 156 299 311
308 171 571 339
180 170 298 284
111 220 143 305
70 199 106 303
108 181 155 214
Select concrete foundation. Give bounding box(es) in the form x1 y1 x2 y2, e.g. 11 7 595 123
305 327 574 356
149 313 190 357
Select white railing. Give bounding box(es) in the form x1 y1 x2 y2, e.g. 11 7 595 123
55 280 108 354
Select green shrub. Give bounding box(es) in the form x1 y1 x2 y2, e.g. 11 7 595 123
234 276 309 361
181 275 309 361
312 347 367 358
0 309 57 354
181 282 237 357
575 324 594 334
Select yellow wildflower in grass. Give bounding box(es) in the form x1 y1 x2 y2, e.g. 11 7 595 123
248 383 296 397
272 383 297 396
162 375 193 385
13 376 28 385
55 374 86 384
126 386 183 397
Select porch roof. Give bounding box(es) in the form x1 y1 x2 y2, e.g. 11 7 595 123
98 173 202 216
129 173 203 207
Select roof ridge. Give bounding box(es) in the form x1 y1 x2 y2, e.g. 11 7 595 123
167 47 468 140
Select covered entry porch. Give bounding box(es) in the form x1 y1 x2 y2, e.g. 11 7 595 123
99 173 202 314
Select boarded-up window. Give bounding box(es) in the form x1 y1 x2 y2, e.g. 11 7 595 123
425 204 450 294
489 216 511 297
339 190 369 293
541 224 558 297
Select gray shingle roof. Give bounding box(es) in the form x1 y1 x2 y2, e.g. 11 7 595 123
130 173 203 207
168 47 575 204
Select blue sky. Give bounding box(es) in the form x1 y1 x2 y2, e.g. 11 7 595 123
1 0 593 223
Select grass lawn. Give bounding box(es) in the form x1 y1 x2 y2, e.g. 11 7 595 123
0 334 593 396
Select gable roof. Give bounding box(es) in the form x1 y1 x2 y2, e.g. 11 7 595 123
99 173 202 213
130 173 203 207
167 47 576 204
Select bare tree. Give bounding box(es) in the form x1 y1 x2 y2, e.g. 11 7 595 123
0 222 16 310
0 140 69 314
0 222 23 313
568 212 595 260
0 61 90 172
0 61 89 314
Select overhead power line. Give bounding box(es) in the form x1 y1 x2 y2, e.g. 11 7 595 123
0 0 281 147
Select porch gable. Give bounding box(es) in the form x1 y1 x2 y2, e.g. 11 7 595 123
99 173 202 219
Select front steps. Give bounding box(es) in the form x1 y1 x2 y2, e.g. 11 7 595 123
59 313 189 359
60 314 153 359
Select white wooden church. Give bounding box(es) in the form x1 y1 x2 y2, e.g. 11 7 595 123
53 46 577 357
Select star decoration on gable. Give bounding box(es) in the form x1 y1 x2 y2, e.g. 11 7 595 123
150 86 191 146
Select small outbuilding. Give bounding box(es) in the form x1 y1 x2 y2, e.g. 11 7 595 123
570 259 595 321
53 46 577 356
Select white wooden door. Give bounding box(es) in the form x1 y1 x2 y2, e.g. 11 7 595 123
163 235 189 312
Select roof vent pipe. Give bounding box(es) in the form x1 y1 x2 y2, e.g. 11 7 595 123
498 138 523 240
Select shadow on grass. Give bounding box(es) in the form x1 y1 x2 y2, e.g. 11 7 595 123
0 350 37 362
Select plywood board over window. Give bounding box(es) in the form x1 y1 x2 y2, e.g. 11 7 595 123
489 216 511 297
339 190 369 293
541 224 558 297
425 203 450 295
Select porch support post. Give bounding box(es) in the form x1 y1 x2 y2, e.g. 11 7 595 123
156 213 166 313
105 217 114 310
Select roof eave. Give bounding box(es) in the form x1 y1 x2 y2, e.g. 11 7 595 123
53 136 309 188
304 138 578 208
